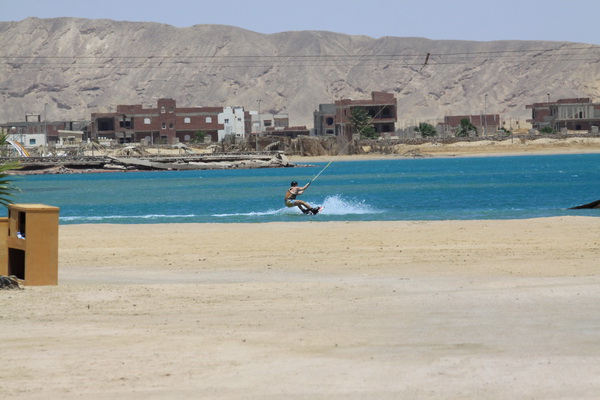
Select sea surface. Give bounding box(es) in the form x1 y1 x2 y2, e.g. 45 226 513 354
6 154 600 224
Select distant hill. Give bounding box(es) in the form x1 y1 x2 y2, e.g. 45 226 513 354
0 17 598 127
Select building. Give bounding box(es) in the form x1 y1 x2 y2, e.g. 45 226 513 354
499 118 531 135
0 120 88 148
91 98 227 144
314 92 397 139
265 126 310 138
218 106 251 142
526 98 600 132
437 114 501 137
313 104 336 136
251 112 290 135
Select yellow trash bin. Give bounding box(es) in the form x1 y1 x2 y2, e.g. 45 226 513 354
6 204 59 286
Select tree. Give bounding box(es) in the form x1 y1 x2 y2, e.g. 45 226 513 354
539 126 556 134
455 118 478 137
191 130 207 144
349 107 377 139
0 134 21 207
414 122 437 137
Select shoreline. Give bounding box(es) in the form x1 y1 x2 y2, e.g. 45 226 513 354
7 138 600 175
289 142 600 163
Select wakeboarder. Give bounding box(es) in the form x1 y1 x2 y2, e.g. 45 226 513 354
284 181 321 215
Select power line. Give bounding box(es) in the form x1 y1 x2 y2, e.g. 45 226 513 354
1 44 596 59
1 46 597 69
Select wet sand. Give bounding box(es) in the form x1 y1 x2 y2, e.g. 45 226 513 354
1 218 600 399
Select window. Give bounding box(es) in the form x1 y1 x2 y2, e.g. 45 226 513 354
161 107 165 114
184 117 191 124
162 122 166 129
97 118 115 131
326 117 334 125
144 118 151 124
169 123 173 129
224 119 230 124
206 117 212 123
119 117 133 129
29 138 36 145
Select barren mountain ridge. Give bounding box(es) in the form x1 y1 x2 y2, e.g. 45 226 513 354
1 17 598 127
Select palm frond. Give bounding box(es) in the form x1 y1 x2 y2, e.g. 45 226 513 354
0 133 22 208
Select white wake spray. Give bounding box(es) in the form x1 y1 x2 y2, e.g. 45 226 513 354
319 195 380 215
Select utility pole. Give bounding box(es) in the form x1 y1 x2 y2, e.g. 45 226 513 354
44 103 48 145
484 94 488 136
256 99 261 151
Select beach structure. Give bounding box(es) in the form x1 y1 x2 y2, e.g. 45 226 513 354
91 99 303 145
526 98 600 132
437 114 502 137
0 120 87 149
314 91 397 139
91 98 231 145
218 106 247 142
251 111 290 136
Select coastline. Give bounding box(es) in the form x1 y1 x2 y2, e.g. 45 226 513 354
7 137 600 175
2 217 600 398
289 137 600 163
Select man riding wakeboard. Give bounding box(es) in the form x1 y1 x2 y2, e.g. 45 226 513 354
284 181 320 215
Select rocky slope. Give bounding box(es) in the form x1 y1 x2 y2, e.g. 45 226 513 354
0 17 598 126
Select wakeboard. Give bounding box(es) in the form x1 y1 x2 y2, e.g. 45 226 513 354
310 206 324 215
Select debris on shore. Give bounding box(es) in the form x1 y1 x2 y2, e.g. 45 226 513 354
5 152 300 175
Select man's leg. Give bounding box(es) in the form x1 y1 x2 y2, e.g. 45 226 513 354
297 205 309 214
295 200 313 214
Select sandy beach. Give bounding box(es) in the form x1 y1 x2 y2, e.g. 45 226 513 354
1 217 600 399
289 136 600 162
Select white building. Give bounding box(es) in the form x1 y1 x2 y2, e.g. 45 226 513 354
251 112 289 135
218 106 246 142
7 127 47 148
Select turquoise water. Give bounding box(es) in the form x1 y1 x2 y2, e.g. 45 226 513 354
7 154 600 224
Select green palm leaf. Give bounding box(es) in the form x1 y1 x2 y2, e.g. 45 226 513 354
0 134 21 207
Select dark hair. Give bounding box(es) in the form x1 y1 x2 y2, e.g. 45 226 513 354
290 181 298 186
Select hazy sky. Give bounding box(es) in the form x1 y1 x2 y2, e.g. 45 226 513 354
1 0 599 45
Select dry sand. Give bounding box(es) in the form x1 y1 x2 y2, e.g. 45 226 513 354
288 137 600 162
2 218 600 399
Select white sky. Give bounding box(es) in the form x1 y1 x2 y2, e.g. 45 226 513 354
1 0 599 45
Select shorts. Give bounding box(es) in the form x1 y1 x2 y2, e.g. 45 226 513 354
285 199 296 207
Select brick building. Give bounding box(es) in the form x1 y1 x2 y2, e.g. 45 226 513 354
437 114 501 137
526 98 600 132
313 104 337 136
91 98 247 144
314 92 397 139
